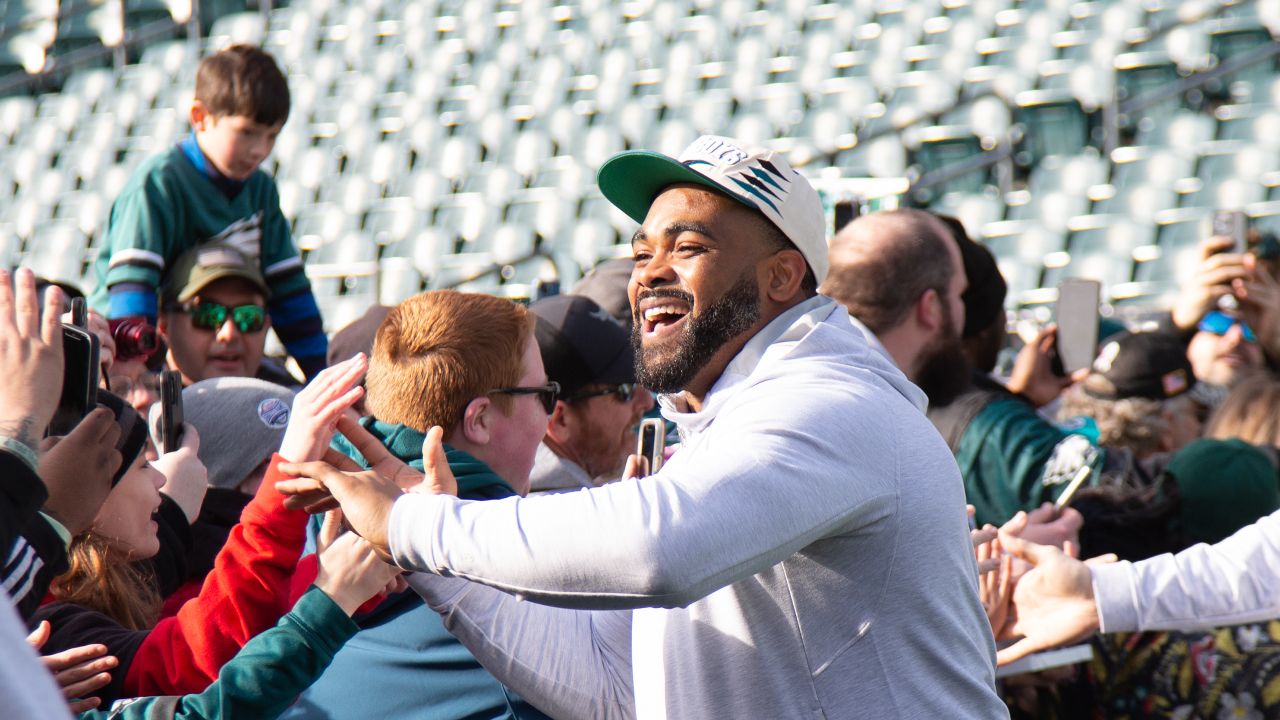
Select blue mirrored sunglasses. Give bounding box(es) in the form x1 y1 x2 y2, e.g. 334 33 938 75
1198 311 1257 343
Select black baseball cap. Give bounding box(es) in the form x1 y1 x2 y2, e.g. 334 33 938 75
530 294 635 399
1085 331 1196 401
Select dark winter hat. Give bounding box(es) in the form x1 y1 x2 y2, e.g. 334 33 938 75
1168 437 1280 544
96 391 149 486
1085 331 1196 401
935 214 1007 338
530 294 634 399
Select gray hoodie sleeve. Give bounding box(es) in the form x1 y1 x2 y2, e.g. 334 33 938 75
1092 508 1280 632
405 573 634 720
386 365 906 610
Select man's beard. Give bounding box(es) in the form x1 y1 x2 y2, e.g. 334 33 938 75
915 307 970 407
632 272 762 395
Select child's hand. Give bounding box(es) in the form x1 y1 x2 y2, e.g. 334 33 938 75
278 354 367 464
27 620 117 713
313 509 402 616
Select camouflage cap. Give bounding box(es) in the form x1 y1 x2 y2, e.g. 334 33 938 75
161 241 270 307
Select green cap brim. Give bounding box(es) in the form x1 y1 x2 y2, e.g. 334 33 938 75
597 151 750 225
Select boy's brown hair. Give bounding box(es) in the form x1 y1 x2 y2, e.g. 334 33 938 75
365 291 537 434
195 44 290 127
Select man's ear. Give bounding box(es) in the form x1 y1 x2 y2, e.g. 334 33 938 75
157 312 170 336
545 400 571 444
764 249 807 303
915 288 944 333
460 397 494 447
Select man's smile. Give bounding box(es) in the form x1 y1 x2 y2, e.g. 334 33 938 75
638 295 692 339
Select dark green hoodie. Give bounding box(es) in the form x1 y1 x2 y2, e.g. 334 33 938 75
281 417 551 720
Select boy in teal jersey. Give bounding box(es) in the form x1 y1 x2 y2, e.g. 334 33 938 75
89 44 328 381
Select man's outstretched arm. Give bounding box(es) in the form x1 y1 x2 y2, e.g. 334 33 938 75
405 573 635 720
997 507 1280 665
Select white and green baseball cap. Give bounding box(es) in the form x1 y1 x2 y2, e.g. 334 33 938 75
597 135 828 285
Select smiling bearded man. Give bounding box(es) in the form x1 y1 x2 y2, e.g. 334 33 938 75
276 136 1010 720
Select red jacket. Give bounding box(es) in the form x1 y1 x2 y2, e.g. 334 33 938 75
123 453 309 696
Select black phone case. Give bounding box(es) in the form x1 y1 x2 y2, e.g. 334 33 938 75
161 370 184 454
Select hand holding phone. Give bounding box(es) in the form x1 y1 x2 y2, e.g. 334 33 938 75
1212 210 1248 255
159 370 184 454
48 299 99 437
1052 279 1101 377
633 418 666 478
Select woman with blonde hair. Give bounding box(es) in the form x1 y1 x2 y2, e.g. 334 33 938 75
1203 373 1280 446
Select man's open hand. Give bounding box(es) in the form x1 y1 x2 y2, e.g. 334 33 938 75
995 524 1116 666
277 460 406 558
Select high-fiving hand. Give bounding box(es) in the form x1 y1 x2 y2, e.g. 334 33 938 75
277 417 458 561
0 268 64 456
994 513 1117 666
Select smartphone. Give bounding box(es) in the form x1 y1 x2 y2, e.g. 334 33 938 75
1053 279 1101 377
636 418 666 477
159 370 184 454
47 323 100 437
1053 465 1092 514
1212 210 1248 254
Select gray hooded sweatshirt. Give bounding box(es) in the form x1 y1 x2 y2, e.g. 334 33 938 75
394 295 1008 720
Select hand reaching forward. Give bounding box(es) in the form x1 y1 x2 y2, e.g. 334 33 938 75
0 268 64 456
277 354 367 464
995 517 1117 666
27 620 117 713
39 406 122 535
313 509 404 615
1005 324 1088 408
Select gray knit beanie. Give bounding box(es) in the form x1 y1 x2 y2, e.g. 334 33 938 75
151 377 295 490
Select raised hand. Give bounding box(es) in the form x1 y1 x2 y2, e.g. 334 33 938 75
277 461 404 559
277 354 367 464
1005 324 1088 408
313 509 404 615
39 406 122 534
153 424 208 523
1236 253 1280 363
27 620 118 713
0 268 64 456
1171 237 1250 332
977 536 1013 639
994 524 1117 666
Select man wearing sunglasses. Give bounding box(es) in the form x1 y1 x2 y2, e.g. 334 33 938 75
278 136 1006 719
528 294 655 495
157 242 274 386
1187 310 1264 389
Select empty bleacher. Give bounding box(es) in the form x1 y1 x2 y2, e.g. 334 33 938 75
1 0 1279 336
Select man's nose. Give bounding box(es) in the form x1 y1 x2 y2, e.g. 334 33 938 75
1224 324 1245 347
216 319 241 344
634 387 656 413
634 250 678 288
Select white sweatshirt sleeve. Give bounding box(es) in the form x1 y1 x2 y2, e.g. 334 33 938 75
1091 508 1280 632
406 573 635 720
387 371 905 610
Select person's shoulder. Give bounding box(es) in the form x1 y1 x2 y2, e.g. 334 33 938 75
118 146 192 199
245 167 281 199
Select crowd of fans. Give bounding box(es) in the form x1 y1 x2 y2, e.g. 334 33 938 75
6 41 1280 720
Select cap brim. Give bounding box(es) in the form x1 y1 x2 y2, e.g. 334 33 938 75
597 151 750 225
176 269 271 303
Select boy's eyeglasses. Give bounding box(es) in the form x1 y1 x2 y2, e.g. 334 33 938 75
491 382 561 414
178 301 268 333
1198 311 1257 343
564 383 638 403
